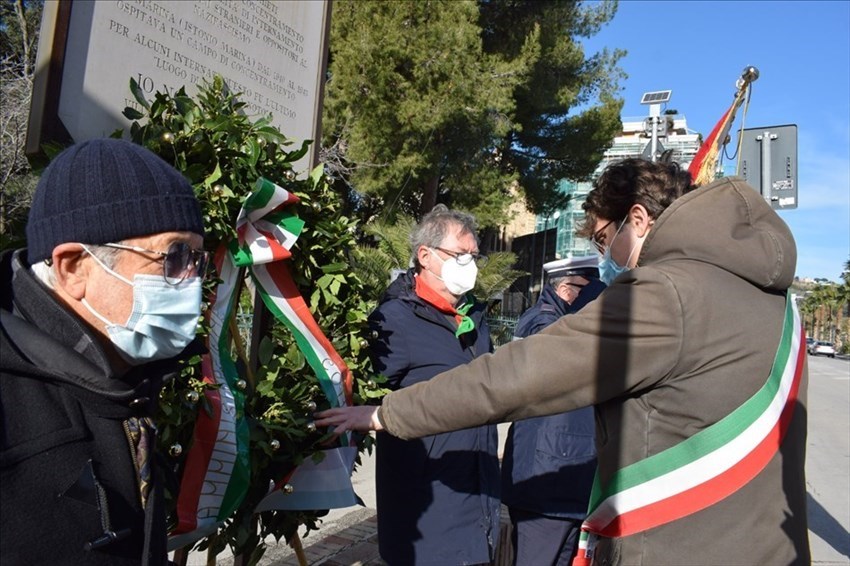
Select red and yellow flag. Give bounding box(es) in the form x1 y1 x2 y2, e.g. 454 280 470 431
688 68 758 186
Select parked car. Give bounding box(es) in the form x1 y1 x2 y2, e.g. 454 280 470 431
806 337 815 349
809 341 836 358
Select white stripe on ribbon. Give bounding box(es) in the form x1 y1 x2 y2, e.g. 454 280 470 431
586 303 802 530
239 185 295 225
255 221 298 253
252 265 347 407
254 447 359 512
192 253 240 526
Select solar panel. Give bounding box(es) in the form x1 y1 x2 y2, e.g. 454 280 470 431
640 90 672 104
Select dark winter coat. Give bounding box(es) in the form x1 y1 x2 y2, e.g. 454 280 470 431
501 280 605 519
369 270 500 566
0 249 198 565
379 178 810 565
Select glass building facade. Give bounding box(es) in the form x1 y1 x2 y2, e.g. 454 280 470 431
540 114 702 259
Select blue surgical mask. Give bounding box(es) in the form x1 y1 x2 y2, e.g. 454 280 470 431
598 218 642 285
81 246 203 365
599 247 629 286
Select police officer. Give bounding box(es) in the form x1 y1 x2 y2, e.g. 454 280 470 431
502 256 605 566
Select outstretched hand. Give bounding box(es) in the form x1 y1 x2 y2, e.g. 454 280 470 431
314 405 383 437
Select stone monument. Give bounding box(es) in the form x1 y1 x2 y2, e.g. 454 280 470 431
28 0 331 168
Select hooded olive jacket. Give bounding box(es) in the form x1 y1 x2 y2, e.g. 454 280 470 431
379 178 810 566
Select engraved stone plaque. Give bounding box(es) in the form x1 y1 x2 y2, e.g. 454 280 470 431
30 0 330 167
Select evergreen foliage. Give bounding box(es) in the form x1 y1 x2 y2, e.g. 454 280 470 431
322 0 625 225
480 0 625 214
120 75 386 564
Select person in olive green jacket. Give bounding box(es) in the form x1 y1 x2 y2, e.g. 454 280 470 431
317 158 810 566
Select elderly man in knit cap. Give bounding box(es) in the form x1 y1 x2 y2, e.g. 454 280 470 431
502 255 606 566
0 138 207 565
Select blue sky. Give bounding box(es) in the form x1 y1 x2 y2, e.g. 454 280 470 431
582 0 850 282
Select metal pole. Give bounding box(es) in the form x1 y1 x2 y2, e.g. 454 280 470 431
539 217 548 292
758 131 776 204
527 230 536 304
650 117 658 162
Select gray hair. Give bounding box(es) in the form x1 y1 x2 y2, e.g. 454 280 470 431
30 243 125 290
409 204 479 271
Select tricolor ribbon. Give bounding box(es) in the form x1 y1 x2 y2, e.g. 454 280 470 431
169 177 356 549
574 293 804 565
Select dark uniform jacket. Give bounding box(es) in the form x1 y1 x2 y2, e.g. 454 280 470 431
501 280 605 519
0 249 195 565
379 178 810 565
369 270 500 566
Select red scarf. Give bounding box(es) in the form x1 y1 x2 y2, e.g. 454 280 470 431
414 275 474 337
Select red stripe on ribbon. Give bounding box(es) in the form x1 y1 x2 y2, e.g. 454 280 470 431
263 260 353 407
256 228 292 261
174 354 224 533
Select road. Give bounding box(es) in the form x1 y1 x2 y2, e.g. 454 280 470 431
805 354 850 565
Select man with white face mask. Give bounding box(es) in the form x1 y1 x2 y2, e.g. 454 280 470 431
367 204 500 565
0 138 206 565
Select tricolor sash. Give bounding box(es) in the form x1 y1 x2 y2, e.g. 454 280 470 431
169 176 355 549
574 293 804 565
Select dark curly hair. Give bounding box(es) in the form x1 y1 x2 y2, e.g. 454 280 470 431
577 158 696 238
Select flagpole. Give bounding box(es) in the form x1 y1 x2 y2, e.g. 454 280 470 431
688 66 759 185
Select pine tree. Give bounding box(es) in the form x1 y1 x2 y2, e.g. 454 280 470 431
481 0 625 214
322 0 625 226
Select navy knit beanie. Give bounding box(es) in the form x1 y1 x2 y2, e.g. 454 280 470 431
26 138 204 263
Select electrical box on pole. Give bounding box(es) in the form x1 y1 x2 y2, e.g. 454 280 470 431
738 124 798 210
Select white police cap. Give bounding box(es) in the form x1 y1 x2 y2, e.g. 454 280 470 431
544 255 599 279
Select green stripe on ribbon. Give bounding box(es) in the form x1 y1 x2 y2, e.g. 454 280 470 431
230 238 253 268
213 264 251 520
586 292 795 513
263 210 305 236
454 299 475 337
253 283 339 406
243 178 278 211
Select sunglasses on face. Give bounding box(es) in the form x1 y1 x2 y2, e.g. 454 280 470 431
433 247 489 267
101 242 210 285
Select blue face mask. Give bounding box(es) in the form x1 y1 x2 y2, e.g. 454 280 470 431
598 218 642 286
82 247 203 365
599 247 629 286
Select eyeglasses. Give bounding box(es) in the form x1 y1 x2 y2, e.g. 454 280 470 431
589 219 615 254
434 247 489 267
101 242 209 285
